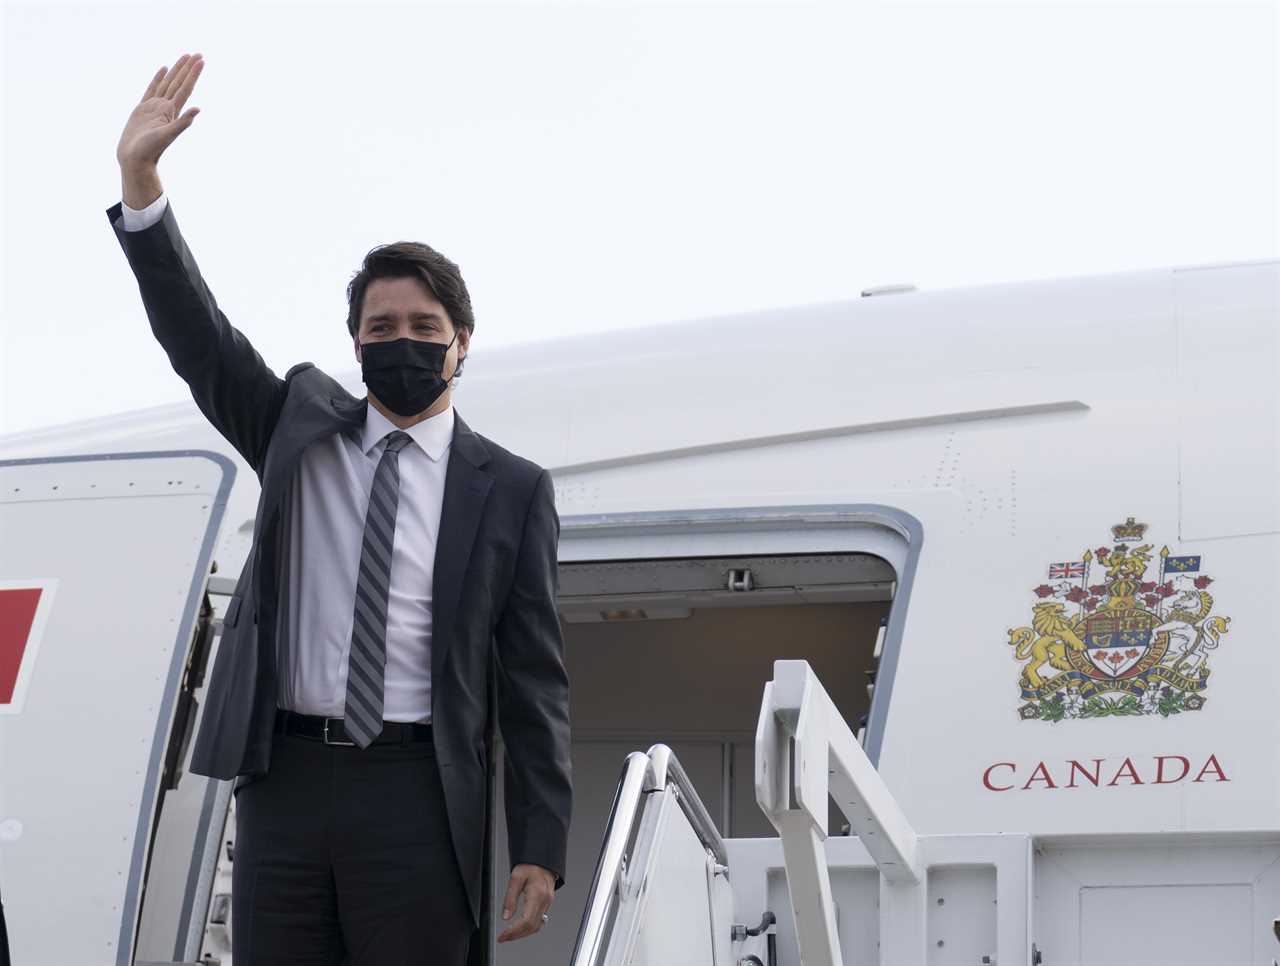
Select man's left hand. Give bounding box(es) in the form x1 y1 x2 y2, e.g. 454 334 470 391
497 863 556 942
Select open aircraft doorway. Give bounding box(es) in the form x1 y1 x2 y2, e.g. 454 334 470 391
487 503 918 965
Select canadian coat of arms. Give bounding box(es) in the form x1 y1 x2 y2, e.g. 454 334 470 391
1007 517 1230 722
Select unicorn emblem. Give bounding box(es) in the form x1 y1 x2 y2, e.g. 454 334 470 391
1153 587 1231 675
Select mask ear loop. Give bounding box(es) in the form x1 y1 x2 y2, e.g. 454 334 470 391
442 328 459 383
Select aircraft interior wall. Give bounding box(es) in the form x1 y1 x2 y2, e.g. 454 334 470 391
564 600 885 837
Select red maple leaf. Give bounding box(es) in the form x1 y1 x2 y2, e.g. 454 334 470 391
1158 583 1176 598
1144 594 1161 608
1125 648 1139 658
1194 575 1214 589
1034 584 1054 598
1089 584 1109 595
1065 587 1087 603
1139 581 1156 592
1096 547 1111 559
1085 597 1101 611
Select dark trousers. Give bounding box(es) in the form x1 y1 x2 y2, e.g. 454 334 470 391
231 725 473 965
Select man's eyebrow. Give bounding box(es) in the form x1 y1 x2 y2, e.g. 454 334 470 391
366 311 444 322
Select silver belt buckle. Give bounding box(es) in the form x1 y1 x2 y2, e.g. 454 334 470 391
323 717 356 747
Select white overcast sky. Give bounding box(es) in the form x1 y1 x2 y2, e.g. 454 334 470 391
1 0 1276 436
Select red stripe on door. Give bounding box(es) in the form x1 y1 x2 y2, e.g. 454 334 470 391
0 588 43 704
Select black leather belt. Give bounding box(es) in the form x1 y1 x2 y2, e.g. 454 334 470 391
274 708 433 747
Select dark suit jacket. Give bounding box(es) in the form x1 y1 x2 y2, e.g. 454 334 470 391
105 198 572 929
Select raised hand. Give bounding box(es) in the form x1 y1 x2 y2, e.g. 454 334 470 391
116 52 204 172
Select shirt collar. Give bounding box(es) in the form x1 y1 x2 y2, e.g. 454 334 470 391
360 400 455 462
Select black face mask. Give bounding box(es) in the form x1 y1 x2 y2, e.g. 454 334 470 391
359 331 458 417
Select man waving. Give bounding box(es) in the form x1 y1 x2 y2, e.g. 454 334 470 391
110 52 572 964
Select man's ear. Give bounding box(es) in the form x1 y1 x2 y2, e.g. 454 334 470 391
457 326 469 362
353 334 362 364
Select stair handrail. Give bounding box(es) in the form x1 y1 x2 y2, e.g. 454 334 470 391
570 744 728 965
570 751 651 966
645 743 728 866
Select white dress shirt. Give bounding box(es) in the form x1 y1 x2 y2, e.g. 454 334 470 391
122 193 451 723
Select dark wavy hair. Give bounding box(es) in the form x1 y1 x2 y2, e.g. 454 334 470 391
345 241 475 378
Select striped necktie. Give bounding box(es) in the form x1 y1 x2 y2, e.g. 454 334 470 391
343 429 414 748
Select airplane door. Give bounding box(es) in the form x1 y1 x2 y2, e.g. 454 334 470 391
0 450 234 966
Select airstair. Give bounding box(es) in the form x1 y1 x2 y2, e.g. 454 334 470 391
571 660 1280 966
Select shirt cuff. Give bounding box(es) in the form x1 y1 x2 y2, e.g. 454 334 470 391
121 192 168 232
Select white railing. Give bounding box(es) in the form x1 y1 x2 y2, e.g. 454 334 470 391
570 744 729 966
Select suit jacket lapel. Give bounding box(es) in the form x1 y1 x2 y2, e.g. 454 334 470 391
432 411 493 685
256 385 492 683
256 390 366 548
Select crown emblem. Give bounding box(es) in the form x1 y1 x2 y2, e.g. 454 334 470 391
1111 516 1148 542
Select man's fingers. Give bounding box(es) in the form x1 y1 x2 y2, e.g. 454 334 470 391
167 54 200 106
531 889 551 927
496 881 552 942
521 889 553 934
156 54 188 99
501 872 524 920
159 53 193 101
499 900 541 941
142 65 165 102
172 56 203 113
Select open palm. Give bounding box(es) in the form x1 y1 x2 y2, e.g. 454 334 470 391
116 52 204 169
